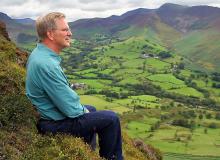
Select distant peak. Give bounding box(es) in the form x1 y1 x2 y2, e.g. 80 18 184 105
0 12 12 20
159 3 188 10
121 8 153 18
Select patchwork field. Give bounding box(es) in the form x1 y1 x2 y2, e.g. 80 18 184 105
21 36 220 160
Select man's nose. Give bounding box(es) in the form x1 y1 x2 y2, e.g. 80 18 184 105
68 30 72 36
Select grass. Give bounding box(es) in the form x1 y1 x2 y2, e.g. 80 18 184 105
168 87 204 98
113 95 161 109
118 77 140 85
80 95 131 114
153 81 185 90
146 58 171 70
130 95 160 102
76 79 111 89
146 74 204 98
164 152 220 160
147 74 184 84
146 126 220 156
126 121 151 138
174 29 220 72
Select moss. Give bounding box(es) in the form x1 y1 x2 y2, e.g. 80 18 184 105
0 36 16 62
0 94 35 129
21 134 102 160
122 132 147 160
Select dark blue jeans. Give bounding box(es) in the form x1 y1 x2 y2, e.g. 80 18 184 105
37 105 123 160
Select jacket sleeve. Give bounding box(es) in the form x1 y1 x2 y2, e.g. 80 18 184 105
38 64 85 118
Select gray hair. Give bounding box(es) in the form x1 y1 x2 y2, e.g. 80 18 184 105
36 12 65 42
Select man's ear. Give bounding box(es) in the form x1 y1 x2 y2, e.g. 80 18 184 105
47 30 54 41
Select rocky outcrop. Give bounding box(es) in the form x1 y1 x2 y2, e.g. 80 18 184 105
15 47 28 67
0 21 28 67
0 21 10 41
134 139 163 160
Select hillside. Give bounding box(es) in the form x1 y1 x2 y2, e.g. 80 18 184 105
68 3 220 72
0 21 162 160
9 6 220 158
0 12 36 42
1 3 220 71
54 34 220 159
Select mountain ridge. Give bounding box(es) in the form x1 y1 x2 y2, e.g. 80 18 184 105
1 3 220 71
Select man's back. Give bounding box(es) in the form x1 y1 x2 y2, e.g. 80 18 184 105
26 43 84 120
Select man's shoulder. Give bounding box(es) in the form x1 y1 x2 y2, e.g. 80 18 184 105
28 53 56 72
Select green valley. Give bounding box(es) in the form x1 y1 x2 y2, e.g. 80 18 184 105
1 3 220 160
20 34 220 160
69 36 220 159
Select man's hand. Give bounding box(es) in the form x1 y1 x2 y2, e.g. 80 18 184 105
84 108 90 113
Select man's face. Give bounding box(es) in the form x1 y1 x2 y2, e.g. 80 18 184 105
52 18 72 49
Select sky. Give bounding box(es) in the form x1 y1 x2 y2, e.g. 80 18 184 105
1 0 220 22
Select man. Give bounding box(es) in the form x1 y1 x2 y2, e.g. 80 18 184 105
25 12 123 160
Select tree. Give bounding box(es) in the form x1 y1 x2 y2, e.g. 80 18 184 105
199 114 203 120
158 51 172 58
133 105 136 113
204 128 208 134
206 113 212 119
205 79 209 87
208 123 217 129
142 61 146 73
178 63 185 69
215 112 220 120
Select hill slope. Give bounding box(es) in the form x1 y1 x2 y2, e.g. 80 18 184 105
69 3 220 72
0 21 162 160
0 12 36 43
1 3 220 71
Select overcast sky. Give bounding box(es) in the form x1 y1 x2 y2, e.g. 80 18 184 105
1 0 220 22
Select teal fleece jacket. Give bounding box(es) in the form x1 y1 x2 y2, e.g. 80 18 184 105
26 43 85 120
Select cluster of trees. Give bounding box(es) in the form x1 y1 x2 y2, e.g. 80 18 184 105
211 72 220 81
172 119 196 129
158 51 172 58
178 110 197 119
150 121 161 131
85 89 129 99
17 33 37 43
212 83 220 88
142 44 154 50
174 73 210 98
125 82 219 109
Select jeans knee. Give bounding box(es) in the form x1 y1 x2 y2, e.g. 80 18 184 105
106 111 120 124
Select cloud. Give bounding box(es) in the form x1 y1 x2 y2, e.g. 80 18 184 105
79 0 117 4
0 0 220 21
0 0 24 6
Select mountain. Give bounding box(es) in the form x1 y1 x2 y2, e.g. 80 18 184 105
70 8 157 40
1 3 220 71
14 18 35 25
157 3 220 32
69 3 220 72
0 12 35 42
70 3 220 37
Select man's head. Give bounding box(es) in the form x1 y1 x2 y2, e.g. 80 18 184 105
36 12 72 53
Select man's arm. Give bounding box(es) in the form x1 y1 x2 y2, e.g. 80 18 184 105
39 65 85 118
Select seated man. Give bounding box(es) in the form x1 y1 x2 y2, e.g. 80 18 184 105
25 12 123 160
